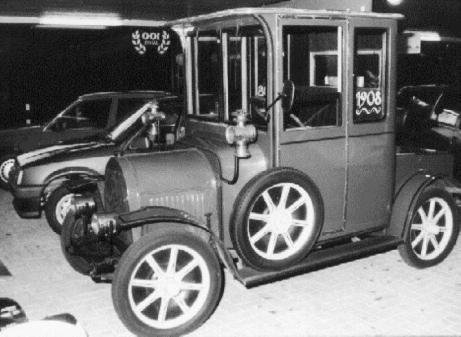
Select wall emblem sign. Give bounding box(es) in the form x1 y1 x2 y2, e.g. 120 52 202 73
132 30 171 55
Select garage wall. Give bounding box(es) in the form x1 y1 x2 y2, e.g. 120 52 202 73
0 24 180 129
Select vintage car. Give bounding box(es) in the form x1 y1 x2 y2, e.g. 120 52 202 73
60 8 460 337
396 85 461 180
9 94 181 234
0 91 165 190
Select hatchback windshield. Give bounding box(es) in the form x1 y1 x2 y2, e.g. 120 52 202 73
46 98 112 131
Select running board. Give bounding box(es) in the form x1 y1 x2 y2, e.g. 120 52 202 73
237 235 403 288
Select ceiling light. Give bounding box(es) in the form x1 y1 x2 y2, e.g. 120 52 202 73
387 0 404 5
39 11 122 28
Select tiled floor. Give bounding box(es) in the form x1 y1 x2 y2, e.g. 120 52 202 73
1 189 460 336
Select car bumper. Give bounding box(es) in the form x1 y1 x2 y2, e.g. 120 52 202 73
12 185 43 218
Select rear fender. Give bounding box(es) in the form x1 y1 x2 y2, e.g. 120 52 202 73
388 172 449 240
117 206 242 282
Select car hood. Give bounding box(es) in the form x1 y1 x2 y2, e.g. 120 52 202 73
17 141 114 168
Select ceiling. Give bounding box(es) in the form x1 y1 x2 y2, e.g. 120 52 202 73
0 0 283 22
0 0 460 36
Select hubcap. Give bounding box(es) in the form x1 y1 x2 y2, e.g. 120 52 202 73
271 211 293 234
128 244 211 329
248 183 315 260
0 158 15 184
410 197 453 260
55 193 77 225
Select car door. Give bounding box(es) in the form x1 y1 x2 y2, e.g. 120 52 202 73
343 20 396 233
278 19 347 234
278 18 397 236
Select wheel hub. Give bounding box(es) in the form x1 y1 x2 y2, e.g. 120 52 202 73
159 276 181 298
271 211 292 234
424 222 440 235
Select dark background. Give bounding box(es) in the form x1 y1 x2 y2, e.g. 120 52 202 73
373 0 461 37
0 26 178 128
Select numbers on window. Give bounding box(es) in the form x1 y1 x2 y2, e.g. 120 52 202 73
355 89 382 116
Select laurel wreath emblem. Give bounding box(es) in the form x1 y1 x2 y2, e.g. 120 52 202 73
132 30 170 55
132 30 146 55
158 30 170 54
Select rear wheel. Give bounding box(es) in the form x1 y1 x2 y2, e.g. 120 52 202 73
231 168 323 271
398 187 459 268
112 228 223 337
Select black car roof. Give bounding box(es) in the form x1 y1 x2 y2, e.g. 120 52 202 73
79 90 167 100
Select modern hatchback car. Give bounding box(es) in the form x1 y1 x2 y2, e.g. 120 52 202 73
0 91 166 190
9 94 182 234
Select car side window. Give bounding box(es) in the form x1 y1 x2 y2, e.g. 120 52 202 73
283 26 342 130
353 28 387 123
116 98 154 124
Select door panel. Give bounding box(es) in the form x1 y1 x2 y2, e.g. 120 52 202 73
279 21 346 234
344 23 396 232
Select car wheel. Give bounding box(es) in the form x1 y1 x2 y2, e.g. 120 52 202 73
0 155 15 190
231 168 324 271
45 186 92 235
61 211 122 275
112 228 223 337
398 187 459 268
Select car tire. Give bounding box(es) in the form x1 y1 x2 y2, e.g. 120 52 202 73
0 155 16 190
112 228 223 337
230 167 324 272
61 211 123 275
45 186 86 235
398 187 459 268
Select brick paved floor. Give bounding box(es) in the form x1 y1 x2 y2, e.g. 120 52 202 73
1 189 460 336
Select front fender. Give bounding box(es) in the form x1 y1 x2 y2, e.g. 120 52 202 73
45 167 103 185
115 206 243 283
63 177 101 193
387 172 449 239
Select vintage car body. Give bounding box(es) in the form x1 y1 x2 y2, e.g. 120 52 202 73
61 7 460 337
0 91 167 190
9 94 181 233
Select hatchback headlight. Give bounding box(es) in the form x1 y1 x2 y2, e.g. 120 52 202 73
17 170 23 185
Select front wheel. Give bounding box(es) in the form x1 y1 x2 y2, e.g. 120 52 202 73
398 187 459 268
112 228 223 337
0 155 15 190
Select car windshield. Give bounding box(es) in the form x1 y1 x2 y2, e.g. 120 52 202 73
46 98 112 131
185 20 268 131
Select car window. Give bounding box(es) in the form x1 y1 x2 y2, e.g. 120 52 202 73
353 28 387 124
50 99 112 130
115 98 154 123
283 25 342 130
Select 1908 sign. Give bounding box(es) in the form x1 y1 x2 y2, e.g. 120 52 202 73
355 88 383 122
